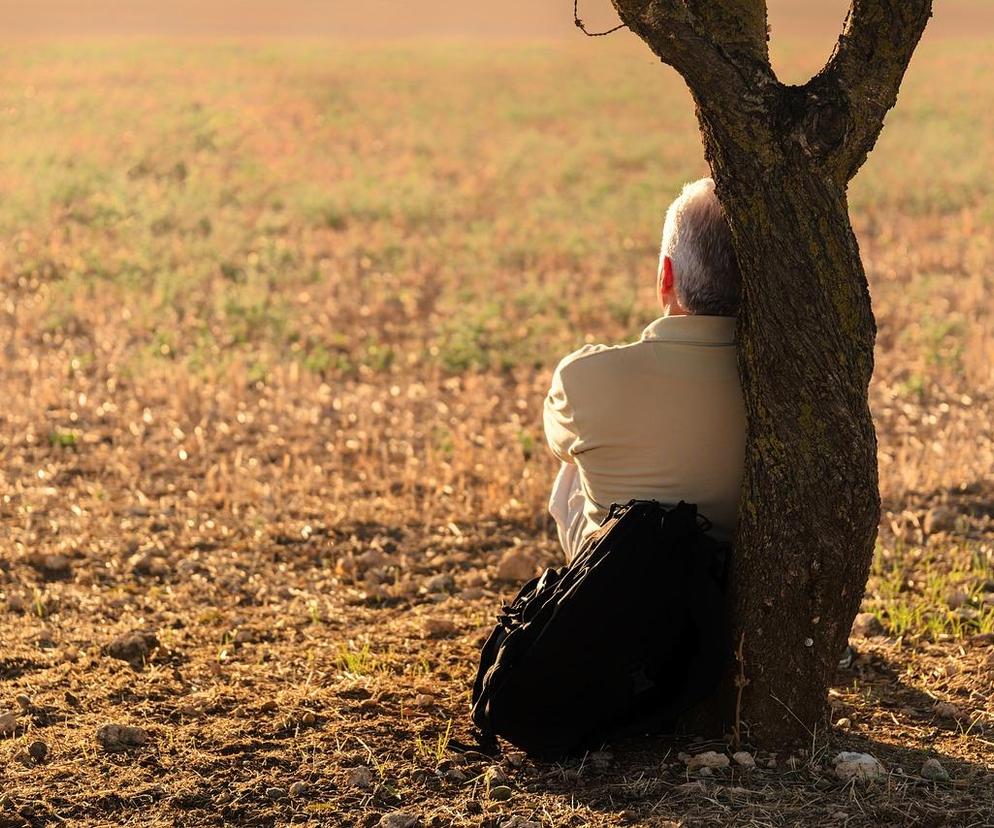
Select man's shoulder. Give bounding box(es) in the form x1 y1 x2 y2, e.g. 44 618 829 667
555 338 650 380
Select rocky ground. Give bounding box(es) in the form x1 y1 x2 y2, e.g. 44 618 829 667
3 503 994 827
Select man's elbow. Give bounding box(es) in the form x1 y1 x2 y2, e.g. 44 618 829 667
544 428 576 465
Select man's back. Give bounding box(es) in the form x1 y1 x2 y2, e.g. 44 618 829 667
544 314 745 551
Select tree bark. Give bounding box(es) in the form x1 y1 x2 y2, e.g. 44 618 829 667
607 0 933 745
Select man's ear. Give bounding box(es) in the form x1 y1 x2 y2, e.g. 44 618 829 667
662 256 674 293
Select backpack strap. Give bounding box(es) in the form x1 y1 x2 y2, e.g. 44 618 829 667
447 731 500 757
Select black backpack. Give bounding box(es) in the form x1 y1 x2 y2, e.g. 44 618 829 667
470 500 730 759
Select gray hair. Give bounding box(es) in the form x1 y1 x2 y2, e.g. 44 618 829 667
659 178 741 316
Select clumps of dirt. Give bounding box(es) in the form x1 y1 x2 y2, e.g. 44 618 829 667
496 548 538 582
105 631 160 670
851 612 885 637
96 723 150 753
24 553 73 582
0 711 18 738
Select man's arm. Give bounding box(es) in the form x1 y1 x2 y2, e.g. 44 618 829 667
543 360 578 464
544 343 608 463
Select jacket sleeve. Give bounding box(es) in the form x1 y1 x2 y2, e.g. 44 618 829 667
544 361 576 464
544 347 597 464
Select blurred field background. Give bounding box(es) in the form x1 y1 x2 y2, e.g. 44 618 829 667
2 2 994 826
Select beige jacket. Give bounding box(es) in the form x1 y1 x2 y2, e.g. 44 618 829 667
543 315 746 548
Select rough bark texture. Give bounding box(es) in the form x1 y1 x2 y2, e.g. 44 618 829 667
608 0 933 745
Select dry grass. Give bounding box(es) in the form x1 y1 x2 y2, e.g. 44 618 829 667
1 38 993 827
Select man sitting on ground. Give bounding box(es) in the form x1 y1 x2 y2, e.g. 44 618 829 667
544 178 746 562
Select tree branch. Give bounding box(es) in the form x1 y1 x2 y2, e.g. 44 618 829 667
819 0 933 183
610 0 774 107
684 0 769 68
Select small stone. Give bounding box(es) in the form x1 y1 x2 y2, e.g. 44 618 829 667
363 582 390 602
423 573 455 594
96 723 149 752
392 578 419 597
463 571 487 588
496 549 537 582
835 717 852 729
347 766 376 790
850 612 883 638
423 617 457 638
300 711 317 726
106 631 159 670
266 786 286 801
732 751 755 768
0 712 18 737
29 553 73 581
131 553 169 578
15 694 32 711
179 703 205 719
458 587 485 600
501 818 540 828
945 589 969 610
442 766 467 783
358 549 389 570
488 784 512 801
923 507 957 535
28 741 48 762
484 766 509 786
378 813 418 828
933 701 966 721
921 758 950 781
686 751 729 771
833 751 885 782
414 694 434 709
697 766 713 777
289 781 308 798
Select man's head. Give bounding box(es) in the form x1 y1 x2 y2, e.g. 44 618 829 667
657 177 741 317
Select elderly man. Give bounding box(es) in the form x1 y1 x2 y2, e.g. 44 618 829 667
544 178 746 562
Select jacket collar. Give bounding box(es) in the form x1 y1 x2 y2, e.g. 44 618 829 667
640 315 737 345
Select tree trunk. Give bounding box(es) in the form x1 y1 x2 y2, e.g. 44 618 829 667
698 112 880 745
606 0 933 745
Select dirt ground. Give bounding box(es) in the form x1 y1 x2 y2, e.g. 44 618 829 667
2 486 994 826
2 36 994 828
